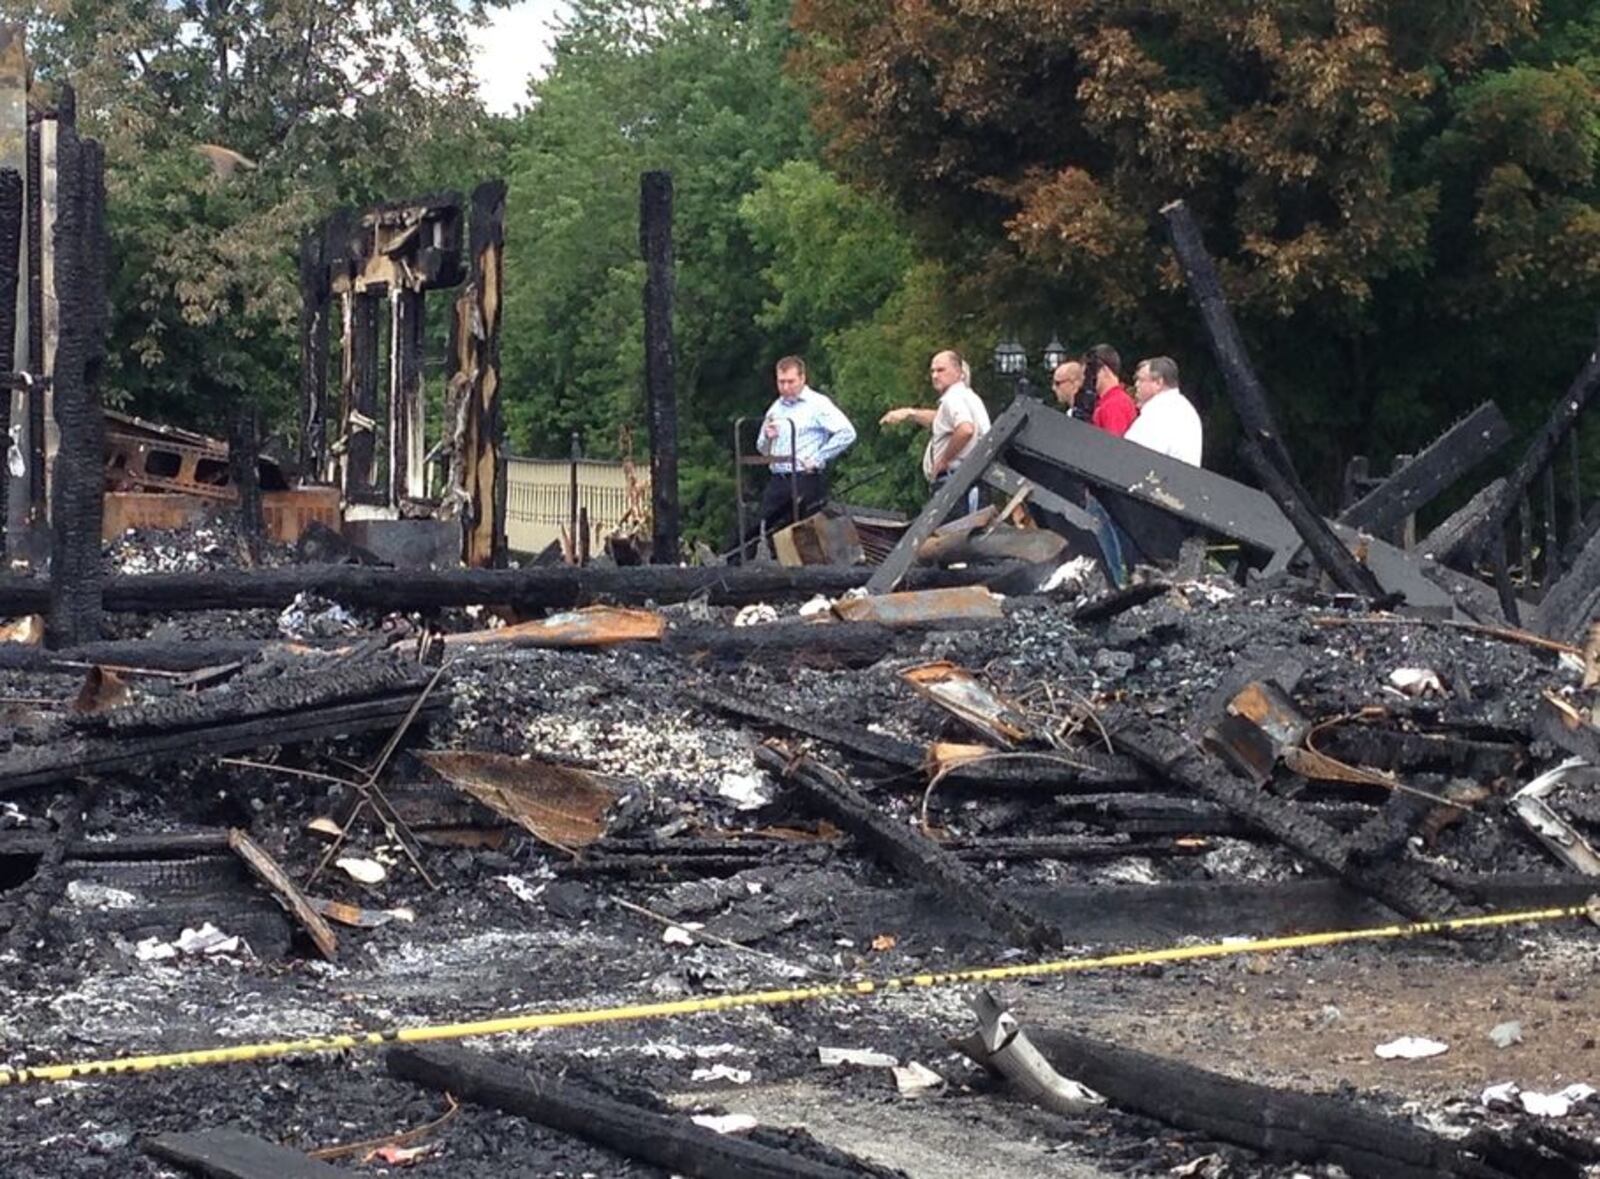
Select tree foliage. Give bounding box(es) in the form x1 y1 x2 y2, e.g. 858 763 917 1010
793 0 1600 491
9 0 503 429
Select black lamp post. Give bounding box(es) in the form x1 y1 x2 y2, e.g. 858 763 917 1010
992 337 1031 401
1041 333 1069 373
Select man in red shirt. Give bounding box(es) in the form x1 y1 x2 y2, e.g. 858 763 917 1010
1084 344 1137 437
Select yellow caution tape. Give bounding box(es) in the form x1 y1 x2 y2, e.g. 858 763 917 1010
1 903 1588 1087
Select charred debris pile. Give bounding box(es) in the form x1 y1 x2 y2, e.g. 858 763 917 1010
1 509 1599 1176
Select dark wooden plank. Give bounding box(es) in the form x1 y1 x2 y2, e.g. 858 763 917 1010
1338 402 1512 536
143 1128 347 1179
1011 402 1299 556
865 397 1029 594
389 1044 870 1179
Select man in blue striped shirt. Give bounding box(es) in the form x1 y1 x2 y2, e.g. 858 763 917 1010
755 355 857 545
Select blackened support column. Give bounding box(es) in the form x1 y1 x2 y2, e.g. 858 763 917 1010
640 170 678 564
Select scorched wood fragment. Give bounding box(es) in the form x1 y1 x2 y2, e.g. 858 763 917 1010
388 1044 875 1179
755 742 1063 950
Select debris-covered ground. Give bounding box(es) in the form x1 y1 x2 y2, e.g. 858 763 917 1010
2 525 1599 1178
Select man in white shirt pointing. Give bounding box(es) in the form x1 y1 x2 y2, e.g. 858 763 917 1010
879 349 992 518
755 355 857 543
1125 356 1203 466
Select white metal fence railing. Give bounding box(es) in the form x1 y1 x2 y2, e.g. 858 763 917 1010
504 456 649 555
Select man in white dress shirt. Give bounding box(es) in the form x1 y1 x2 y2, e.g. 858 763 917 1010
755 355 857 544
1125 356 1202 466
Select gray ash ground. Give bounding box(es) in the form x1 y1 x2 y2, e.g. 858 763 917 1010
1 553 1598 1176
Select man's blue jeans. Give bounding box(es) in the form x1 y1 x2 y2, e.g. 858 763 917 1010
1086 494 1129 587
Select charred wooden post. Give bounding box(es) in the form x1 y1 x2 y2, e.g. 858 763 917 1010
389 1044 872 1179
2 784 92 958
452 179 508 568
21 108 47 535
227 404 265 565
0 167 22 559
296 225 332 479
1162 200 1384 599
640 170 679 563
46 93 106 647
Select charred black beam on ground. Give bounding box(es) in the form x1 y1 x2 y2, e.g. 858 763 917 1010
1111 715 1463 922
755 741 1063 951
0 562 1018 616
1028 1025 1559 1179
388 1044 886 1179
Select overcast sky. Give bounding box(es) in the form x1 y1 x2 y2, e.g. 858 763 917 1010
471 0 570 115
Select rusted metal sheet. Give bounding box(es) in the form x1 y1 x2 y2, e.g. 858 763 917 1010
103 487 340 545
833 585 1004 629
773 512 864 567
442 605 665 649
901 661 1035 748
417 750 618 853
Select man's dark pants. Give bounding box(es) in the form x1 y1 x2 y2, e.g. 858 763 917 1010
756 470 828 550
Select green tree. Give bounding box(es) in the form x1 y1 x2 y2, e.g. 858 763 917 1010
792 0 1600 498
499 0 818 542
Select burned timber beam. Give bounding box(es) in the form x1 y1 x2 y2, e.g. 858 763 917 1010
755 741 1062 950
1029 1026 1543 1179
389 1044 872 1179
1338 402 1512 538
640 170 679 563
1162 200 1383 599
1112 716 1461 921
0 562 1014 616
